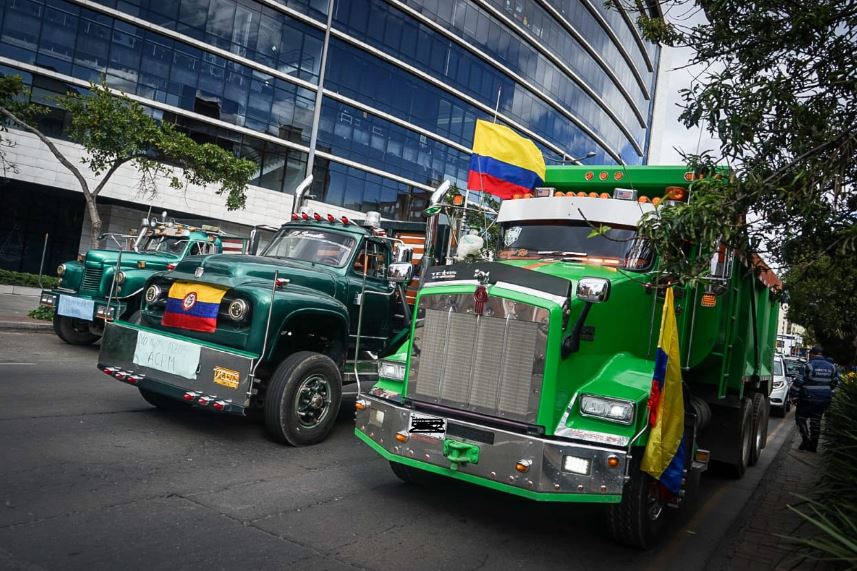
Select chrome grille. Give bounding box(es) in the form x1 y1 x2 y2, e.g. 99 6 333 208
407 292 548 424
81 266 104 292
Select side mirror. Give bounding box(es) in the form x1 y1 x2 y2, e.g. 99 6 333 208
576 277 611 303
387 262 413 284
424 180 451 216
393 245 413 264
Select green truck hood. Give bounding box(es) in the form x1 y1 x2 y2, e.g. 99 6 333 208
84 249 181 266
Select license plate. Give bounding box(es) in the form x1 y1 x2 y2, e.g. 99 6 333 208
408 413 447 440
57 295 95 320
212 366 240 390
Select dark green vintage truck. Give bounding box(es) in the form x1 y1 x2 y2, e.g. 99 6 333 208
40 214 250 345
96 189 442 446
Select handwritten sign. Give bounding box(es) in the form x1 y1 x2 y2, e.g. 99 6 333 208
132 330 201 380
57 295 95 320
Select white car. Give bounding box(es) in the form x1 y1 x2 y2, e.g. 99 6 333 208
770 354 791 416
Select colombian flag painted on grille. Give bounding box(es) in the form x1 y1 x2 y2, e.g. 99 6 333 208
466 119 546 199
641 287 686 495
161 282 226 333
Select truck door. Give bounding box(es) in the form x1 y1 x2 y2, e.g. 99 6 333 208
347 239 393 352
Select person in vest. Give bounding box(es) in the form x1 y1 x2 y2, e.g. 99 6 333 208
790 346 839 452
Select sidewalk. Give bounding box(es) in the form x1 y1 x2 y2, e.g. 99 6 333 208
708 426 829 570
0 286 52 332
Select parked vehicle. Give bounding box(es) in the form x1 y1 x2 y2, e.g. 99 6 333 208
770 354 791 416
783 356 805 380
40 213 251 345
355 165 780 548
96 183 444 446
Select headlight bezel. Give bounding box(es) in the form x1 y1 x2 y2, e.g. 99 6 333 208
579 394 635 425
115 271 126 285
378 360 406 381
226 298 250 321
57 263 66 277
144 284 164 304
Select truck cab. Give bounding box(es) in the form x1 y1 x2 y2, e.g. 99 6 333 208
40 216 249 345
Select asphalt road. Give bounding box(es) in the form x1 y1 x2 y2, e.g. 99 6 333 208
0 331 794 570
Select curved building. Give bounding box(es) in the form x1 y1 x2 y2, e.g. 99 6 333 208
0 0 660 269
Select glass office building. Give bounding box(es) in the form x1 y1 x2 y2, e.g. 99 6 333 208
0 0 660 222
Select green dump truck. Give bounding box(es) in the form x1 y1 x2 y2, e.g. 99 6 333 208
40 214 251 345
95 195 440 446
355 165 780 548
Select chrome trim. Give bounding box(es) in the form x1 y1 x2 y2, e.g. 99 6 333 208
492 281 567 307
421 279 480 289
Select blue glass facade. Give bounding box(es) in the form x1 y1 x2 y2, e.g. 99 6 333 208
0 0 660 221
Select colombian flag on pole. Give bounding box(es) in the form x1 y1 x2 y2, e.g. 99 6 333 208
467 119 546 199
641 287 686 495
161 282 226 333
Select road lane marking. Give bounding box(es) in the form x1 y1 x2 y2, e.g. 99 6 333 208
0 363 36 366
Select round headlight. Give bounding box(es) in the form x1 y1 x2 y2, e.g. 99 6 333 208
145 284 162 304
57 264 66 276
115 271 126 284
227 298 249 321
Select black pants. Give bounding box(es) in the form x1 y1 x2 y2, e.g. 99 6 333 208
795 400 829 451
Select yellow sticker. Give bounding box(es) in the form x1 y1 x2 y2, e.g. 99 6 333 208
213 366 240 389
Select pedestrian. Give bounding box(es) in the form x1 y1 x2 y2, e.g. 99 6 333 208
790 346 839 452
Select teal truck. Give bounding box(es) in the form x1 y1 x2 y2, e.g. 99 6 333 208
40 214 251 345
355 166 780 548
95 197 439 446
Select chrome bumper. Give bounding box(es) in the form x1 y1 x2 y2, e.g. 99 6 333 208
355 395 628 498
98 322 257 414
40 290 126 322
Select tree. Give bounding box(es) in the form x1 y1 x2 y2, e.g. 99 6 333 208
0 76 256 247
616 0 856 345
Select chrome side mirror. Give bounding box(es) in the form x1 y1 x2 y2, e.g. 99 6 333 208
394 245 413 264
387 262 413 284
576 277 611 303
424 180 451 216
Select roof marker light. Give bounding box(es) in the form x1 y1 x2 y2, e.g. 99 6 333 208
588 192 598 198
291 213 299 220
599 171 609 180
584 171 594 181
313 213 322 221
599 192 610 199
327 214 336 222
614 171 624 181
577 192 587 197
341 216 350 225
301 212 309 220
638 196 651 203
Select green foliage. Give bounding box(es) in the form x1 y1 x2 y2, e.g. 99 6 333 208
60 80 256 208
27 305 55 321
785 381 857 565
0 269 59 288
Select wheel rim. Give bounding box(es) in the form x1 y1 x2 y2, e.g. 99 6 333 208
646 480 664 521
294 373 332 429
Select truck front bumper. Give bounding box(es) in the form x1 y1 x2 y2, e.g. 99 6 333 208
98 321 258 415
355 395 628 503
40 290 126 322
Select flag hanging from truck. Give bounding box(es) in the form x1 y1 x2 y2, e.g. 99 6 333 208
467 119 546 199
161 282 227 333
641 287 686 494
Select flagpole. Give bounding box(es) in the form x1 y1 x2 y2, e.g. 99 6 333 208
493 88 501 123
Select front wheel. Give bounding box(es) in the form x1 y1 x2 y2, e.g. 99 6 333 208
606 460 670 549
264 351 342 446
53 315 99 345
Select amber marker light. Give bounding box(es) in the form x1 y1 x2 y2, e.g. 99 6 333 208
355 399 368 411
452 194 464 206
599 171 609 180
584 171 594 180
588 192 598 198
666 186 688 201
652 197 662 206
577 192 587 197
607 455 620 469
638 196 650 203
137 260 146 269
614 171 624 181
395 431 409 443
599 192 610 199
701 293 717 308
515 459 532 473
684 172 694 181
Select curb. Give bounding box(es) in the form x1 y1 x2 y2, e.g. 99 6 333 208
0 285 44 296
0 320 53 332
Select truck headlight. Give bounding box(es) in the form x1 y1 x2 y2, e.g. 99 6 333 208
115 271 126 284
227 298 249 321
562 455 591 475
145 284 163 304
378 361 406 381
579 395 635 424
57 264 66 276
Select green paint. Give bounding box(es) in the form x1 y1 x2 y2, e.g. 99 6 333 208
442 439 480 470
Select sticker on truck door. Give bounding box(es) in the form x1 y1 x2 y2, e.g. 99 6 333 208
408 413 447 440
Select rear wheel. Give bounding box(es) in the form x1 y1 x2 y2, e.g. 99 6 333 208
264 351 342 446
728 398 754 478
606 458 670 549
139 387 188 411
53 315 99 345
749 392 768 466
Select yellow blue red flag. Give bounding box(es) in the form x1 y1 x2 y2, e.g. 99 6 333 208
641 287 686 494
467 119 546 199
162 282 226 333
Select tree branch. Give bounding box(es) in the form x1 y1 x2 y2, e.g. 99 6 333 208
91 154 147 197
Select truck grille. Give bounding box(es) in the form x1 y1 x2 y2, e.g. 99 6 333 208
407 292 549 424
81 267 104 292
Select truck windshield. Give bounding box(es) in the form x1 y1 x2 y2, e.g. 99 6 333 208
498 221 653 270
264 228 356 267
143 237 188 254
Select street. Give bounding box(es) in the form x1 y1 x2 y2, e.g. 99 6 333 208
0 331 794 570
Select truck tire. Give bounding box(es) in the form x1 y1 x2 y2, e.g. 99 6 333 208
748 392 768 466
139 387 188 411
264 351 342 446
606 456 669 549
53 315 100 345
728 398 754 478
389 461 436 486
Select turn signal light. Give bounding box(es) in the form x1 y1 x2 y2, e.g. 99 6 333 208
102 367 115 376
183 392 196 402
395 431 409 443
197 396 210 406
114 371 126 380
452 194 464 206
701 293 717 307
167 263 176 271
355 399 368 411
638 196 650 203
515 459 532 473
212 401 226 411
666 186 688 201
137 260 146 269
606 455 620 468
